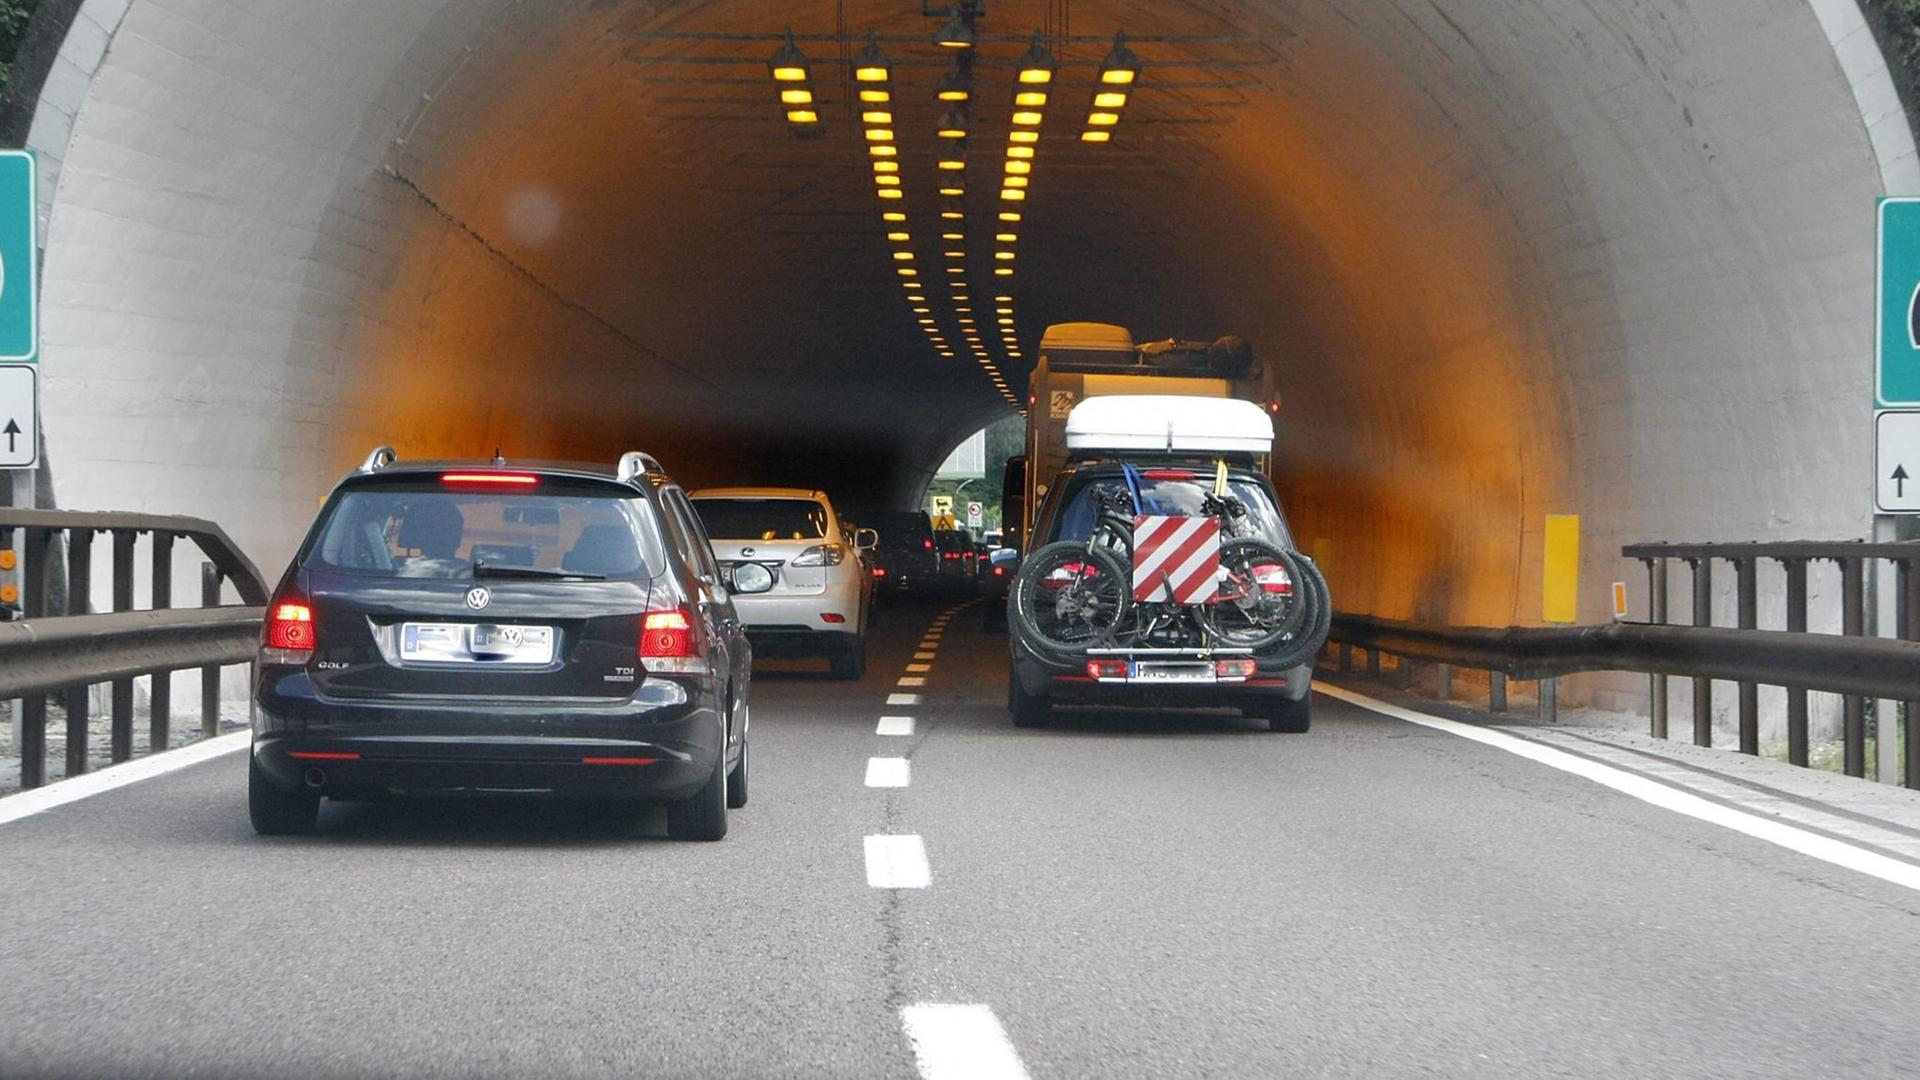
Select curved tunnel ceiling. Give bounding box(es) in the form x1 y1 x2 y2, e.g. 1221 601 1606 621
32 0 1895 626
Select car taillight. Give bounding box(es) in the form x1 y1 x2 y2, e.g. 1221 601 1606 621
261 597 315 664
1215 658 1258 680
640 606 709 675
1086 659 1128 680
791 543 846 567
1251 563 1293 595
873 567 889 578
923 538 935 551
993 565 1006 576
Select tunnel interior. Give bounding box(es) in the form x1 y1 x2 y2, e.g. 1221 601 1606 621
29 0 1894 642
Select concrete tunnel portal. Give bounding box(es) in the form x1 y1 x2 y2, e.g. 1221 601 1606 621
14 0 1911 659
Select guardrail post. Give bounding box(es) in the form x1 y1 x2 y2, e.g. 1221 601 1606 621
109 530 135 763
1735 556 1758 756
201 562 222 740
1689 557 1712 747
64 529 93 777
1782 557 1809 768
1648 557 1668 740
1437 663 1453 699
1842 557 1867 778
1905 560 1920 789
149 532 173 753
1366 648 1380 678
17 526 49 788
1337 643 1350 673
1490 671 1507 713
1539 678 1557 723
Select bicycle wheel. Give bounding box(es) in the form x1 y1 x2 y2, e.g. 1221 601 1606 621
1204 539 1309 651
1259 554 1332 671
1011 542 1132 658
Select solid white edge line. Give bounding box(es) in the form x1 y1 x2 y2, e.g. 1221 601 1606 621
901 1004 1030 1080
1316 682 1920 894
864 833 931 888
0 730 251 826
877 716 916 736
865 757 911 788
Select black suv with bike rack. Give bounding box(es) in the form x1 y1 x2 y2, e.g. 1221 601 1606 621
1007 459 1329 731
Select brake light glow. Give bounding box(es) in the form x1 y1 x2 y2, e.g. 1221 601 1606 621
582 756 658 766
923 538 935 550
262 597 315 663
640 606 708 675
821 613 847 624
873 567 889 578
289 751 360 761
1140 470 1196 480
993 565 1006 576
440 472 539 486
1087 659 1128 680
1215 658 1258 680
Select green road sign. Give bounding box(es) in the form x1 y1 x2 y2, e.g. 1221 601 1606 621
1878 198 1920 405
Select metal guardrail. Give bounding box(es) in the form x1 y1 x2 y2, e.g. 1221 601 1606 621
0 509 267 789
1328 538 1920 792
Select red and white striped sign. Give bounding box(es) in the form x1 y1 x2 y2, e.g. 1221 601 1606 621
1131 515 1221 603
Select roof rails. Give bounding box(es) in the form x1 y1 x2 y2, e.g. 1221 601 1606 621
359 446 397 473
616 451 665 483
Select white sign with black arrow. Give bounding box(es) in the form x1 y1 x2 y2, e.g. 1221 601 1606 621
1876 409 1920 513
0 363 36 469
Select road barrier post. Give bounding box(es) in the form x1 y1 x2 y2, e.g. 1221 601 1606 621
1539 678 1557 723
1648 556 1668 739
109 530 134 763
64 528 92 776
150 532 173 753
1436 663 1452 699
1490 672 1507 713
1783 557 1809 767
1842 557 1866 777
1689 556 1712 747
1735 556 1758 755
201 563 222 740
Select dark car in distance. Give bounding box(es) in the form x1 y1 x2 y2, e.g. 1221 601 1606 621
250 448 753 841
869 509 939 594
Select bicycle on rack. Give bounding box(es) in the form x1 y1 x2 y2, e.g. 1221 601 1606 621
1010 472 1329 667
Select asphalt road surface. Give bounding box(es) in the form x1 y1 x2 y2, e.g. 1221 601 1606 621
2 598 1919 1079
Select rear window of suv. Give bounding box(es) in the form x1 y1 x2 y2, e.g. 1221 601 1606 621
1048 470 1293 548
305 482 663 580
692 498 828 541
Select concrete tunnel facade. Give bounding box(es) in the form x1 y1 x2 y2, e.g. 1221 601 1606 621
12 0 1914 708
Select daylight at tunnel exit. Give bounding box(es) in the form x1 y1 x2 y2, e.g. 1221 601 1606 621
6 1 1920 1078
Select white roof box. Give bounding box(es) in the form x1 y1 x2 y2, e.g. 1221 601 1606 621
1039 322 1135 353
1065 395 1274 455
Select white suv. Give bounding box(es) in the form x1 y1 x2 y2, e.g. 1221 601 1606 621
690 487 876 679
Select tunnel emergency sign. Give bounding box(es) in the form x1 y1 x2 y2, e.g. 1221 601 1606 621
0 151 34 363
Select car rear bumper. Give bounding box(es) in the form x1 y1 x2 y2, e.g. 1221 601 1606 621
253 668 726 801
734 587 860 630
1012 641 1312 705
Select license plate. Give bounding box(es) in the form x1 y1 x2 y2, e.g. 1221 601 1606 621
400 622 556 665
1129 662 1215 684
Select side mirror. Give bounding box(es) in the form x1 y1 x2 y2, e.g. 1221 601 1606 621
853 528 879 551
728 563 776 594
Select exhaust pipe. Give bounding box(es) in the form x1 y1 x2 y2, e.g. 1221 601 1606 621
303 767 326 789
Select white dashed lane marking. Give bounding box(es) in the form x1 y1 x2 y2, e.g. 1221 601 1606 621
865 757 911 788
897 677 926 687
913 651 937 660
905 663 932 673
888 693 922 706
865 834 931 888
877 716 915 736
901 1004 1030 1080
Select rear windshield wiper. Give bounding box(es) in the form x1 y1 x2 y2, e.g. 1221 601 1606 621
472 562 606 582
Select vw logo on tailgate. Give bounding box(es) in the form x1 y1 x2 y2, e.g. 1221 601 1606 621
464 586 492 610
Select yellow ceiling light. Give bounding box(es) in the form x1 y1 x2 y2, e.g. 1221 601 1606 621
1098 31 1142 86
874 160 900 174
876 175 901 186
1000 189 1025 201
998 317 1015 326
896 267 917 276
1004 175 1029 188
998 211 1021 222
1009 130 1039 144
1088 112 1120 126
865 128 894 142
942 209 964 220
938 108 969 138
785 109 819 124
860 88 891 104
996 294 1013 301
956 306 973 313
1080 130 1111 143
1014 91 1048 108
1007 145 1035 159
1011 111 1044 127
1016 34 1058 85
995 232 1017 242
995 267 1014 276
913 307 931 314
892 251 915 261
942 232 964 241
781 88 814 105
946 267 965 274
958 318 975 325
938 186 965 197
938 159 965 171
887 231 910 241
851 34 892 82
869 144 897 157
945 249 965 258
1094 91 1129 109
862 110 894 125
908 293 926 301
1005 160 1031 175
918 318 935 325
768 29 810 82
879 189 904 200
884 211 907 222
995 251 1016 261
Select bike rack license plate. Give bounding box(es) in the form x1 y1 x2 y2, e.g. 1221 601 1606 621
1129 661 1216 684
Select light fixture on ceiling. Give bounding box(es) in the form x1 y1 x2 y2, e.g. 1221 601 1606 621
1016 34 1058 85
1099 30 1142 85
852 32 892 83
